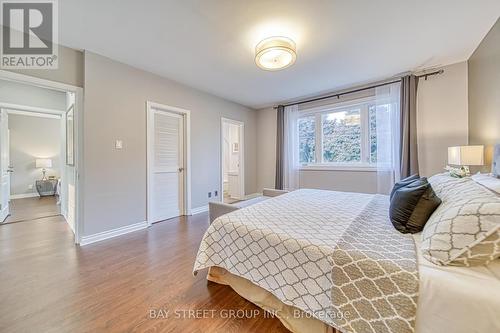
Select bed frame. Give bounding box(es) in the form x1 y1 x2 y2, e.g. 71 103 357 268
208 188 288 224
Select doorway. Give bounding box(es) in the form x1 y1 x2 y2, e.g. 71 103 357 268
221 118 244 204
146 101 191 225
1 109 63 223
0 70 82 243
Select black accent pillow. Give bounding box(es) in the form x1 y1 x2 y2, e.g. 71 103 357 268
390 174 420 200
389 177 441 234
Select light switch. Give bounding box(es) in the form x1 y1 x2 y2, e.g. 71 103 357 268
115 140 123 149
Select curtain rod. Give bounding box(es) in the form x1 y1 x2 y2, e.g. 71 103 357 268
274 69 444 109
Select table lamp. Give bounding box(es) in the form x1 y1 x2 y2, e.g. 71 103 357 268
446 145 484 177
36 158 52 180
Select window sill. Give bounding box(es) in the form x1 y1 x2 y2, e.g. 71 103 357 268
299 164 378 172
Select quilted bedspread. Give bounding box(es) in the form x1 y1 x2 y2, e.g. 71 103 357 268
193 189 418 333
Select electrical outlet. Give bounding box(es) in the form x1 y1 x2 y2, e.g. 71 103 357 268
28 184 33 190
214 190 218 197
208 192 212 198
115 140 123 149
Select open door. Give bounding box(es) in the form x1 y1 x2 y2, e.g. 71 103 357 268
0 110 11 222
221 118 245 203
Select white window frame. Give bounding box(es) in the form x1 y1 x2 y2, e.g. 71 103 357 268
298 97 377 171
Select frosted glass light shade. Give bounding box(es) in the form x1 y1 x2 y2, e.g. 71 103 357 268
36 158 52 168
255 36 296 71
448 145 484 166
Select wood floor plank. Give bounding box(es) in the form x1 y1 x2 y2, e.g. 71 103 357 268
0 200 290 333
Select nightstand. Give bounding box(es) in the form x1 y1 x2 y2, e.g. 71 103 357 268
35 179 58 197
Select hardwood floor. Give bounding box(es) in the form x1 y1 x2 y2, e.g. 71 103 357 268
0 212 290 333
4 196 60 223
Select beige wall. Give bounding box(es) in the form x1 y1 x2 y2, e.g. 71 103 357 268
468 18 500 171
83 51 257 236
417 61 469 177
4 44 84 88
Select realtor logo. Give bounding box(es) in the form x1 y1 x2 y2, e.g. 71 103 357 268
1 0 58 69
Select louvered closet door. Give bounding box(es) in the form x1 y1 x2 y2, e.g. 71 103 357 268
150 110 184 223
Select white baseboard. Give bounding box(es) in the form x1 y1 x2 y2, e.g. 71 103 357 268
10 193 39 199
245 192 262 200
191 205 209 215
79 221 148 246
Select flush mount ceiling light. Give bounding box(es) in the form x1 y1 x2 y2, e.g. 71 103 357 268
255 36 296 71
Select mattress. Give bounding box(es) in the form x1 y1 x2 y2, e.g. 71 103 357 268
205 238 500 333
413 233 500 333
195 189 500 332
195 189 419 332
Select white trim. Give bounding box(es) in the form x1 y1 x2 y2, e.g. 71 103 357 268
0 70 79 93
3 108 62 119
191 205 209 215
0 102 65 116
0 70 83 245
79 221 148 246
10 193 39 199
220 118 245 202
300 164 377 172
146 101 191 226
299 96 376 115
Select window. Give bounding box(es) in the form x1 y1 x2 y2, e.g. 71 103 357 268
298 98 384 168
298 116 316 163
322 108 361 163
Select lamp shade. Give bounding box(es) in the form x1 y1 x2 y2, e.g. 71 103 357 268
448 145 484 166
36 158 52 168
255 36 297 71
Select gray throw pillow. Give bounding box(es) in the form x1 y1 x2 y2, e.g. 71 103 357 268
390 174 420 200
389 178 441 234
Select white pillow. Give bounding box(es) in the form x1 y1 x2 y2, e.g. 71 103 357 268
472 173 500 195
421 173 500 266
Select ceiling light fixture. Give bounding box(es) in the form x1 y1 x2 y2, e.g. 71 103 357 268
255 36 296 71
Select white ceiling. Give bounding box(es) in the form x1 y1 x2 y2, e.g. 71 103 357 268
59 0 500 109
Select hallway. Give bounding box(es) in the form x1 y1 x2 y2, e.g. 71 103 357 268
4 196 60 224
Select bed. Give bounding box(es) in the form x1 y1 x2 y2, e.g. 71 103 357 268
194 176 500 333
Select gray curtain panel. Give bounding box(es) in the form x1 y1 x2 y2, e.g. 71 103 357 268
275 105 285 190
400 75 419 178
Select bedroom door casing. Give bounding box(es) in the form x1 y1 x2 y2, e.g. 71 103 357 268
147 102 191 225
0 110 10 222
220 118 245 202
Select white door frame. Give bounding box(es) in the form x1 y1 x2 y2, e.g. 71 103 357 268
0 70 83 244
0 109 9 221
220 117 245 202
146 101 191 226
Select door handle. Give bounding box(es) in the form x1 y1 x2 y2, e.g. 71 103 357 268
178 167 184 172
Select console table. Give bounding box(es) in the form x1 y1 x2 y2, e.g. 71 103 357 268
35 179 58 197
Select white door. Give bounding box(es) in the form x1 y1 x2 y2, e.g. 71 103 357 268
148 108 184 224
0 110 10 222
